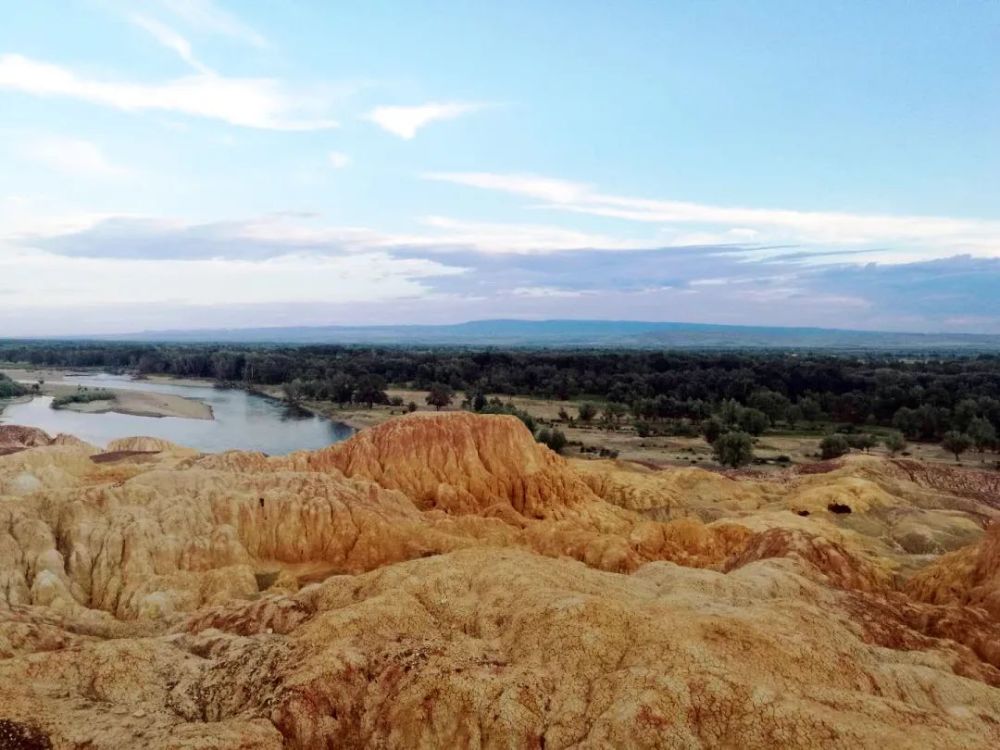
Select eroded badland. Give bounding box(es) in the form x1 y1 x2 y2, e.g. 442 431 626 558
1 413 1000 748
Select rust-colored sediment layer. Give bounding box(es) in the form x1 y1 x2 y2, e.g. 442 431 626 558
0 415 998 748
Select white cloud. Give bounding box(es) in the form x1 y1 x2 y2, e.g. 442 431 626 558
155 0 268 48
4 208 658 261
414 216 651 254
128 14 209 72
23 136 130 179
427 171 1000 260
0 246 465 309
0 54 337 131
366 103 485 139
426 172 591 204
510 286 586 298
327 151 350 168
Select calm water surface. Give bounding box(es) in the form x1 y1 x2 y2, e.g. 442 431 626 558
1 374 353 454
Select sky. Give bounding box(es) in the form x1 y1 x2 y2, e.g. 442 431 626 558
0 0 998 336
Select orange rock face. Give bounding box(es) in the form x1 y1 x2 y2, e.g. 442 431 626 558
907 522 1000 617
0 412 999 748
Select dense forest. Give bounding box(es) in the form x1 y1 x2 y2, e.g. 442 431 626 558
2 342 999 458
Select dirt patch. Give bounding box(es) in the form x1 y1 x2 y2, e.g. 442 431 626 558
90 450 162 464
0 719 52 750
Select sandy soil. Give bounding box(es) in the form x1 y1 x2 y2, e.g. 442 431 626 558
56 388 213 420
1 368 212 420
0 366 91 383
138 374 221 388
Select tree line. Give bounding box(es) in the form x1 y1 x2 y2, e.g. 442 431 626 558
1 342 998 460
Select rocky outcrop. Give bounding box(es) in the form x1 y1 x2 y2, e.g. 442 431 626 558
0 426 57 459
0 412 998 748
907 522 1000 618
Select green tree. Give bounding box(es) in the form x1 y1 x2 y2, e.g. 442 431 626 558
425 382 454 411
819 434 850 460
281 380 304 406
968 417 996 454
701 416 724 445
407 401 418 413
952 399 980 432
748 389 790 424
892 406 921 439
326 374 355 408
712 431 755 468
737 407 770 436
536 427 567 453
883 432 907 456
465 390 488 412
847 433 878 453
577 402 597 423
354 374 388 409
797 396 823 423
601 402 628 427
719 399 741 426
941 431 973 463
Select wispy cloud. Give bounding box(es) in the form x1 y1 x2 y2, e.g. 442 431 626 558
127 14 209 73
0 53 337 130
23 136 130 179
0 249 464 312
327 151 350 169
367 103 486 139
18 213 652 260
510 286 588 298
414 216 651 254
426 171 1000 260
4 209 999 333
155 0 268 49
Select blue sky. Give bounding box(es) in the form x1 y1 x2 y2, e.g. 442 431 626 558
1 0 997 335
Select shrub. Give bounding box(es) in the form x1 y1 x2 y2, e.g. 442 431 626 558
480 402 536 433
737 407 770 436
713 431 754 468
425 382 454 411
941 431 973 462
51 388 115 409
0 374 27 399
883 432 907 456
846 433 878 452
536 427 567 453
968 417 997 453
701 417 724 445
819 434 850 460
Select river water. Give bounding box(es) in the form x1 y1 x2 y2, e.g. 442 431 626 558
0 373 353 454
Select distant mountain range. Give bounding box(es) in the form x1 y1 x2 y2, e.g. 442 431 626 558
89 320 1000 351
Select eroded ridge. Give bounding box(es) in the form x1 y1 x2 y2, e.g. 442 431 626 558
0 414 998 748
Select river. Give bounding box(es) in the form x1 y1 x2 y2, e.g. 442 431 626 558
0 373 353 454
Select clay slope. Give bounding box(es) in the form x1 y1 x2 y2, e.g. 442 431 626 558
0 413 998 748
907 522 1000 618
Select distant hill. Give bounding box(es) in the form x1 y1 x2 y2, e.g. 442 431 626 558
91 320 1000 351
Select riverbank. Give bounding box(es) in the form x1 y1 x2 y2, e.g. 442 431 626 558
0 368 213 420
56 388 213 420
